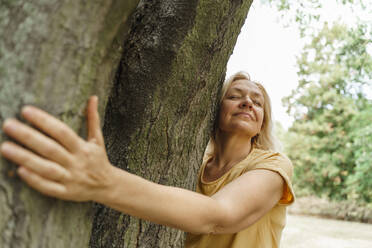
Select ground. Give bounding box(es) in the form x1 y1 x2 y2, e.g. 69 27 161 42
282 214 372 248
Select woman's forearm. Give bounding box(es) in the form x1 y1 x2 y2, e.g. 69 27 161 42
0 100 226 234
96 165 225 234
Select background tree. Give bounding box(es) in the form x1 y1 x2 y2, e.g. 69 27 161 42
260 0 372 206
264 0 370 36
281 22 372 202
346 103 372 202
0 0 253 247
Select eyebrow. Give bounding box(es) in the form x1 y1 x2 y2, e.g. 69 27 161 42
229 88 264 99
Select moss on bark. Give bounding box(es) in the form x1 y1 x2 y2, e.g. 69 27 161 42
0 0 252 247
90 0 253 247
0 1 139 247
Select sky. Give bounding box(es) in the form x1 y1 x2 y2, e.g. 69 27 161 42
226 0 371 129
226 2 302 129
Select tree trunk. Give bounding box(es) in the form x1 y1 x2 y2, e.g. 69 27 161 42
0 1 139 247
0 0 252 247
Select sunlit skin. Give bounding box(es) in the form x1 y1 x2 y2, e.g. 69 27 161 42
205 80 265 181
1 81 283 235
219 79 264 138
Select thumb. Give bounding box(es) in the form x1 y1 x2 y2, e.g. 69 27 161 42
86 96 104 146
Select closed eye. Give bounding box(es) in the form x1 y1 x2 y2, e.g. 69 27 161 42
253 100 262 106
228 95 240 99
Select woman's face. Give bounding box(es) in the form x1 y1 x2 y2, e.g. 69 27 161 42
218 79 264 138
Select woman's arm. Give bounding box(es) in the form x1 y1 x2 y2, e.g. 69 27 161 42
100 166 283 234
0 96 284 234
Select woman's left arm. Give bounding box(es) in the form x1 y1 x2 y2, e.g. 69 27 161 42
1 96 284 234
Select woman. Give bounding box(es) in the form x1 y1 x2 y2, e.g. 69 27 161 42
1 71 294 248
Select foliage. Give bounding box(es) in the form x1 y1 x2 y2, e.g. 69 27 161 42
346 107 372 202
281 22 372 202
263 0 371 36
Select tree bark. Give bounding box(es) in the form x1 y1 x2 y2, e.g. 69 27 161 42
91 1 253 247
0 1 139 247
0 0 253 247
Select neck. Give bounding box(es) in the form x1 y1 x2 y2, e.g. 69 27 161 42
213 130 253 170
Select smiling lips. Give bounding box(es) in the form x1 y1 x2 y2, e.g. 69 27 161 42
235 112 254 120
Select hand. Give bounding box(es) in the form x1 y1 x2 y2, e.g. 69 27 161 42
1 96 114 202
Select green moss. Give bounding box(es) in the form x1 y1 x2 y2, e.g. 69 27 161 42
123 218 141 247
0 0 140 247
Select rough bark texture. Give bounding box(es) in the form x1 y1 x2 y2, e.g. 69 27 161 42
91 0 253 247
0 0 253 247
0 1 139 247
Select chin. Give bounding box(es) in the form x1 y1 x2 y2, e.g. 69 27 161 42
225 124 259 138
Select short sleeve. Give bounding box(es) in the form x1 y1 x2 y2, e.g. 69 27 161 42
246 152 295 205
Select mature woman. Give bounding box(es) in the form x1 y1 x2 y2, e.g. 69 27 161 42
1 71 294 248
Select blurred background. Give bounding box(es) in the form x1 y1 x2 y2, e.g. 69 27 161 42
227 0 372 246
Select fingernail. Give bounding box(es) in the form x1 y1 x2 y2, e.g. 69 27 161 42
92 95 98 103
18 167 26 176
3 119 16 132
22 106 33 118
1 143 14 156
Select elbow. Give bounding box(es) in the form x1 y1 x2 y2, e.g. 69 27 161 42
185 207 229 235
196 210 259 235
206 217 256 235
209 223 229 235
187 223 222 235
185 200 257 235
198 221 237 235
191 210 236 235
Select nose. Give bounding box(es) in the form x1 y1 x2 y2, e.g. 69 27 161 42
240 97 253 109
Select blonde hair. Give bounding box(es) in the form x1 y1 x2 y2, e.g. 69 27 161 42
207 71 281 157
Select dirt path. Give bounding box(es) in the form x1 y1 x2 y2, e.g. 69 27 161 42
281 214 372 248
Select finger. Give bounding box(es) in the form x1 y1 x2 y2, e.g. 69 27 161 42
21 105 82 152
17 166 67 199
87 96 104 146
2 119 72 166
1 141 70 182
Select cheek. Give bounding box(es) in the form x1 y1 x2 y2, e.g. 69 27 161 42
218 103 230 120
218 111 228 128
218 103 233 129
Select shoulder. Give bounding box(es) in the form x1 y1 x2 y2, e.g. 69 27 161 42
248 149 295 205
249 148 294 179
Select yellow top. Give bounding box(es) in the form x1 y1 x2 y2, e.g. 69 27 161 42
185 148 295 248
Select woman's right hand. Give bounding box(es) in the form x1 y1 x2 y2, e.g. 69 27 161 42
1 96 114 202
